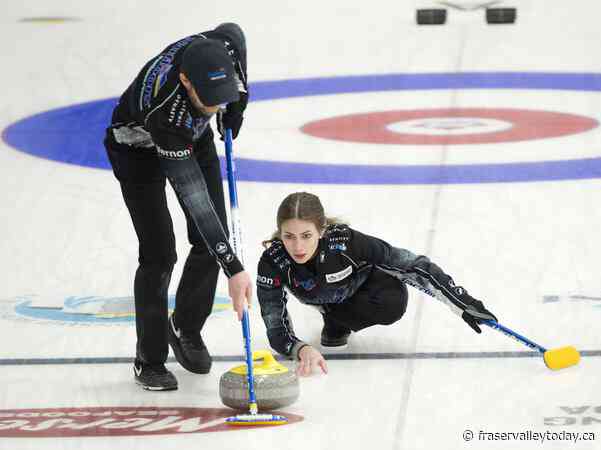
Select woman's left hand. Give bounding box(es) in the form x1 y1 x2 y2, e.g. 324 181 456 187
296 346 328 377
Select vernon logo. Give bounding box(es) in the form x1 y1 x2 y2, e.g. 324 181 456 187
0 407 303 437
257 276 281 288
156 146 191 159
0 294 231 326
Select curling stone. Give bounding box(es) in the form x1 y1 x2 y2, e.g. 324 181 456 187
486 7 517 24
416 8 447 25
220 350 299 411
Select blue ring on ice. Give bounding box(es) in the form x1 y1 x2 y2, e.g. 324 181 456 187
3 72 601 184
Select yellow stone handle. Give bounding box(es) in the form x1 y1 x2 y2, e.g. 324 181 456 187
229 349 288 375
252 350 277 369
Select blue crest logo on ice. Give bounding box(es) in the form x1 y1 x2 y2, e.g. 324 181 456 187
0 294 231 326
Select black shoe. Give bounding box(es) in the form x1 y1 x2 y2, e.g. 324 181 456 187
320 315 351 347
133 359 178 391
168 314 212 374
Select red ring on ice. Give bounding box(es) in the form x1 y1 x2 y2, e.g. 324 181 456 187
300 108 598 145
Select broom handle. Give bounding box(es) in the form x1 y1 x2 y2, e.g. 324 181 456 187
482 320 548 353
224 128 258 413
225 129 244 264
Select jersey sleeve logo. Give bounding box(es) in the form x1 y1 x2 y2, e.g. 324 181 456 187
257 275 281 289
325 265 353 283
156 144 192 160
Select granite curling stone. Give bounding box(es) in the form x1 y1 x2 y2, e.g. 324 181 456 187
220 350 299 411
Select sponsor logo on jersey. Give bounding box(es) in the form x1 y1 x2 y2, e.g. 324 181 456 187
325 265 353 283
141 35 196 109
326 225 348 234
0 407 303 437
168 94 183 124
299 279 316 291
156 145 192 160
257 275 281 288
292 278 316 291
154 63 173 97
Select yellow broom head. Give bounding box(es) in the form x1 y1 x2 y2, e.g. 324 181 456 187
543 346 580 370
225 413 288 426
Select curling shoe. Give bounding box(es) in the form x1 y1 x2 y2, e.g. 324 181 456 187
168 314 212 374
133 359 178 391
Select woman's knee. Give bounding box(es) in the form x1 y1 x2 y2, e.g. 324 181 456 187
375 281 408 326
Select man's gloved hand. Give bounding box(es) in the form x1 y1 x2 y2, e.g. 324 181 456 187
461 296 498 333
217 91 248 140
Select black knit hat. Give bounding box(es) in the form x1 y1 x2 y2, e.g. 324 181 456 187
180 39 239 106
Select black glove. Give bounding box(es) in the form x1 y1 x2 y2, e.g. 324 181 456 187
460 295 497 334
217 91 248 140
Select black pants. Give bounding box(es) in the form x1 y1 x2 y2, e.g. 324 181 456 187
325 269 408 332
105 130 227 365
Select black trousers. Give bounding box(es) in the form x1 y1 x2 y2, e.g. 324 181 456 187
105 130 227 364
325 269 408 332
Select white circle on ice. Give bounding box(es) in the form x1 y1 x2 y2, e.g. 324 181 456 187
386 117 514 135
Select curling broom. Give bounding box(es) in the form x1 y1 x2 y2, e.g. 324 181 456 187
223 128 288 426
483 320 580 370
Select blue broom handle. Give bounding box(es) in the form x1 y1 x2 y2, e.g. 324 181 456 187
224 129 238 210
242 309 257 406
225 128 244 265
482 320 547 353
224 128 257 410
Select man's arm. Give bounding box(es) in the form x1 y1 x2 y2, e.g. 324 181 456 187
146 101 243 277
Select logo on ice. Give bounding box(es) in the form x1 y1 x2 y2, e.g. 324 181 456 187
0 407 303 437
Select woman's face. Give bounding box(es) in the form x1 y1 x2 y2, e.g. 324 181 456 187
280 219 322 264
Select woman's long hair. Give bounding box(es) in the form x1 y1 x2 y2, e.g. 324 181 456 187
262 192 340 248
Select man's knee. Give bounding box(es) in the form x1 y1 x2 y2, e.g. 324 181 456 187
138 248 177 272
137 260 175 277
